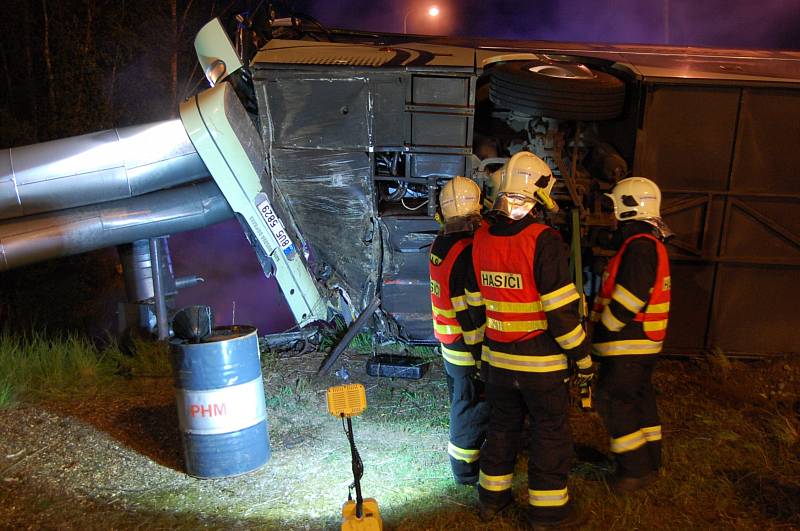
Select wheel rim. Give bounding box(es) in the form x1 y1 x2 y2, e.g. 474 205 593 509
528 63 596 80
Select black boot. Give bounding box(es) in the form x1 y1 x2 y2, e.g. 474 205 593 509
526 501 588 530
477 497 513 522
608 471 658 494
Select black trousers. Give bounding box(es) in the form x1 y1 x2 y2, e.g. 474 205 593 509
445 360 488 482
596 356 661 478
478 379 573 521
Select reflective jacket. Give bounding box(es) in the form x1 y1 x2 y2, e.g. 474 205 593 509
472 217 591 386
430 233 485 370
591 230 671 357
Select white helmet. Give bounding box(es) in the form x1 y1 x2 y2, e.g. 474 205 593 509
492 151 558 220
439 176 481 221
605 177 661 222
605 177 673 238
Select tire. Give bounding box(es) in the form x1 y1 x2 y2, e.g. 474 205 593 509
489 60 625 121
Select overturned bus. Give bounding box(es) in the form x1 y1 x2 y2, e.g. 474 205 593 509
1 16 799 357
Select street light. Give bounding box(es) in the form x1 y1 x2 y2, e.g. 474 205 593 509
403 5 440 34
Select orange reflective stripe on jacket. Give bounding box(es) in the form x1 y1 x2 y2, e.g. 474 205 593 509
430 237 471 344
591 233 671 342
472 222 550 343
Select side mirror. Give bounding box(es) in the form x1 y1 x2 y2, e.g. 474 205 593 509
194 18 243 87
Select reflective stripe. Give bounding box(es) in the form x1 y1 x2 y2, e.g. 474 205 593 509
451 295 468 312
647 302 670 313
484 299 543 313
601 306 626 332
554 323 586 350
465 289 483 306
486 317 548 333
576 355 592 370
642 425 662 442
479 471 513 492
592 339 663 356
611 284 646 314
448 442 480 464
462 325 485 345
441 346 476 367
528 487 569 507
481 347 568 373
610 430 646 453
643 320 668 332
434 323 463 336
541 283 580 312
432 304 456 319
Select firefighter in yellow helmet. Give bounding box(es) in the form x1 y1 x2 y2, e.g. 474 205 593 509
472 151 593 527
429 176 489 485
590 177 673 493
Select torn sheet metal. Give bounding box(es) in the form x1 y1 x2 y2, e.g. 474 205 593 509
258 74 373 150
270 148 379 313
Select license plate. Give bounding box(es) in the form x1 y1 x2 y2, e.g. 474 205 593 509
255 193 296 259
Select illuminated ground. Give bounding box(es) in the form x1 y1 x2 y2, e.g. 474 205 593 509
0 347 798 529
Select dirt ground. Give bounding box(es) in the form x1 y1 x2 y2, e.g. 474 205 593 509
1 348 799 530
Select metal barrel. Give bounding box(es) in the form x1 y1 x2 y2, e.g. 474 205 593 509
170 326 270 478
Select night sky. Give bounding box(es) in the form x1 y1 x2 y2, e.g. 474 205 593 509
291 0 800 49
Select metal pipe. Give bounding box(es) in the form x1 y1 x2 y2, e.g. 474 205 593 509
0 120 209 220
175 275 204 290
0 180 233 272
118 239 178 303
149 237 170 340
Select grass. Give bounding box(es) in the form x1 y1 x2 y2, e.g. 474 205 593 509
1 332 798 529
0 331 171 408
318 324 437 359
0 331 116 406
252 351 800 529
112 335 172 377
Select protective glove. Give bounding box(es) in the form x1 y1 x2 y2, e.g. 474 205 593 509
575 355 595 386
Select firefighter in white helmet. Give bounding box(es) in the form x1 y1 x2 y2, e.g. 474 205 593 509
590 176 673 493
429 176 489 485
472 151 593 527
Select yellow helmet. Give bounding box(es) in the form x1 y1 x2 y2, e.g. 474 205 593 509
439 176 482 221
493 151 557 220
605 177 661 222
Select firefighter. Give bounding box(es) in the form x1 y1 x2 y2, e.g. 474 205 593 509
590 176 672 493
472 152 593 527
430 176 489 485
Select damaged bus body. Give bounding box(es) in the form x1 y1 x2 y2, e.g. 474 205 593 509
2 17 799 357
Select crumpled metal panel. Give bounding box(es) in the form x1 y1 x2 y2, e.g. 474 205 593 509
260 75 372 150
270 148 379 311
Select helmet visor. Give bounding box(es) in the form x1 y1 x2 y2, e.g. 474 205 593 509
492 193 536 220
640 216 675 240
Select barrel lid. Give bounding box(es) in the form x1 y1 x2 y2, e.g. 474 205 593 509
201 325 256 343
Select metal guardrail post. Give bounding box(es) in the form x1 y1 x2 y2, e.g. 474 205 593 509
149 237 170 340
